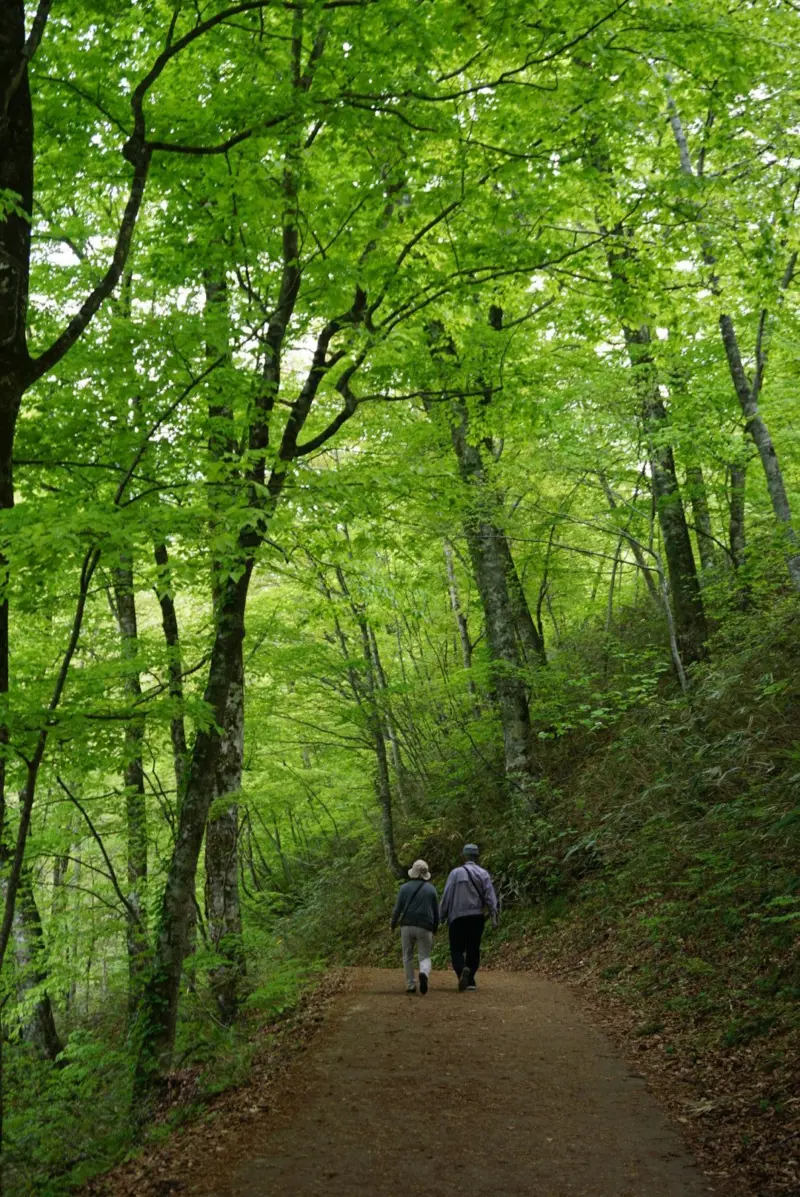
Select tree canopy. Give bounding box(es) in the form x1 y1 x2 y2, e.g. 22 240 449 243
1 0 800 1189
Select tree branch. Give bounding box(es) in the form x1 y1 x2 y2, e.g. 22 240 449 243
28 1 275 383
56 778 143 926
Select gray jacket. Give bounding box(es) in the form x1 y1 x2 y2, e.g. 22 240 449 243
439 863 498 923
391 880 440 933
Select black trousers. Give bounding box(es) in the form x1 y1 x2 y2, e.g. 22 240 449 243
448 915 485 979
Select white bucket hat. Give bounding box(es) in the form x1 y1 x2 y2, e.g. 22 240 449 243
408 859 431 880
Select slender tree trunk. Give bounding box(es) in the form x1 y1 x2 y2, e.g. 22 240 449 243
367 625 408 813
334 565 405 877
112 559 149 1016
598 474 660 606
729 461 747 569
135 565 252 1086
718 314 800 589
362 624 404 878
201 272 244 1019
0 0 34 860
152 541 200 989
663 88 800 591
1 846 61 1061
11 869 62 1061
204 639 246 1025
728 458 750 610
153 543 188 798
624 327 707 663
443 540 474 674
685 465 717 574
592 126 707 659
449 403 537 790
497 535 546 666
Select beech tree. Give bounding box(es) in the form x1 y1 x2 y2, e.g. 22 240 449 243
3 2 800 1183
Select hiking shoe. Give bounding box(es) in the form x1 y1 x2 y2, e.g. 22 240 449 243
406 984 417 993
466 981 477 991
458 966 471 992
419 972 428 995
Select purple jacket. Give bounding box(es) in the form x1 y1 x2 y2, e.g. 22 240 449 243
439 863 498 923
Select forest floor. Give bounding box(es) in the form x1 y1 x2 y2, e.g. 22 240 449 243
485 914 799 1197
84 967 725 1197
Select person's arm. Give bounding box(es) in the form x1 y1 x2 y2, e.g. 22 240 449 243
484 872 499 924
391 887 405 930
439 873 452 923
432 887 440 934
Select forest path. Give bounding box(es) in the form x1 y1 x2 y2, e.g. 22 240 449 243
211 968 712 1197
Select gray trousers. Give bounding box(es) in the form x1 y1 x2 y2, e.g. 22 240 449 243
401 925 433 988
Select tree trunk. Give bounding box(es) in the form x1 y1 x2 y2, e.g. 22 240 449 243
443 540 474 674
718 314 800 589
367 624 408 813
497 535 546 666
112 559 149 1016
449 403 536 791
201 271 245 1020
729 460 747 569
153 543 188 799
623 328 708 663
134 565 252 1087
662 90 800 592
685 465 718 574
12 869 62 1061
594 133 707 660
204 638 246 1025
0 0 34 854
598 474 660 606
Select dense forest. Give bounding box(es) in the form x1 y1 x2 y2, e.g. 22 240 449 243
1 0 799 1192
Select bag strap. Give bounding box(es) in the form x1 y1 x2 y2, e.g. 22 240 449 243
401 879 427 922
462 864 485 906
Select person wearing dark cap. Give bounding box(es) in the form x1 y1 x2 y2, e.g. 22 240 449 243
439 844 499 991
390 859 440 994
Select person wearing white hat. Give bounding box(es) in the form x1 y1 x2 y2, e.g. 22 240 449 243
390 860 440 994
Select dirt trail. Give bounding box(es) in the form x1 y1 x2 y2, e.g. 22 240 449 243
210 968 713 1197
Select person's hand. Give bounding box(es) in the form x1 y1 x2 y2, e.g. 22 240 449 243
491 913 499 930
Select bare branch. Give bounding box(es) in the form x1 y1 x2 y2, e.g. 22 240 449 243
56 778 143 926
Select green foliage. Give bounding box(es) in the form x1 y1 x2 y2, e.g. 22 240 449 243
4 1034 133 1196
3 0 800 1190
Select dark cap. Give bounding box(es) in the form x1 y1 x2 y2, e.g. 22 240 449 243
462 843 480 857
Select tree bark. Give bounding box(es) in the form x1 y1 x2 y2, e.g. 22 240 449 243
685 465 718 574
663 87 800 591
332 565 405 877
0 0 34 855
368 624 408 813
204 638 246 1025
153 543 189 799
112 559 149 1016
449 402 537 790
497 534 547 666
623 326 707 663
591 126 707 660
443 540 474 674
359 620 404 879
728 460 747 569
134 565 252 1085
202 269 245 1022
6 866 62 1061
718 313 800 588
1 827 60 1063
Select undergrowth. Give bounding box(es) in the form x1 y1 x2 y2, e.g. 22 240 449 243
4 950 323 1197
